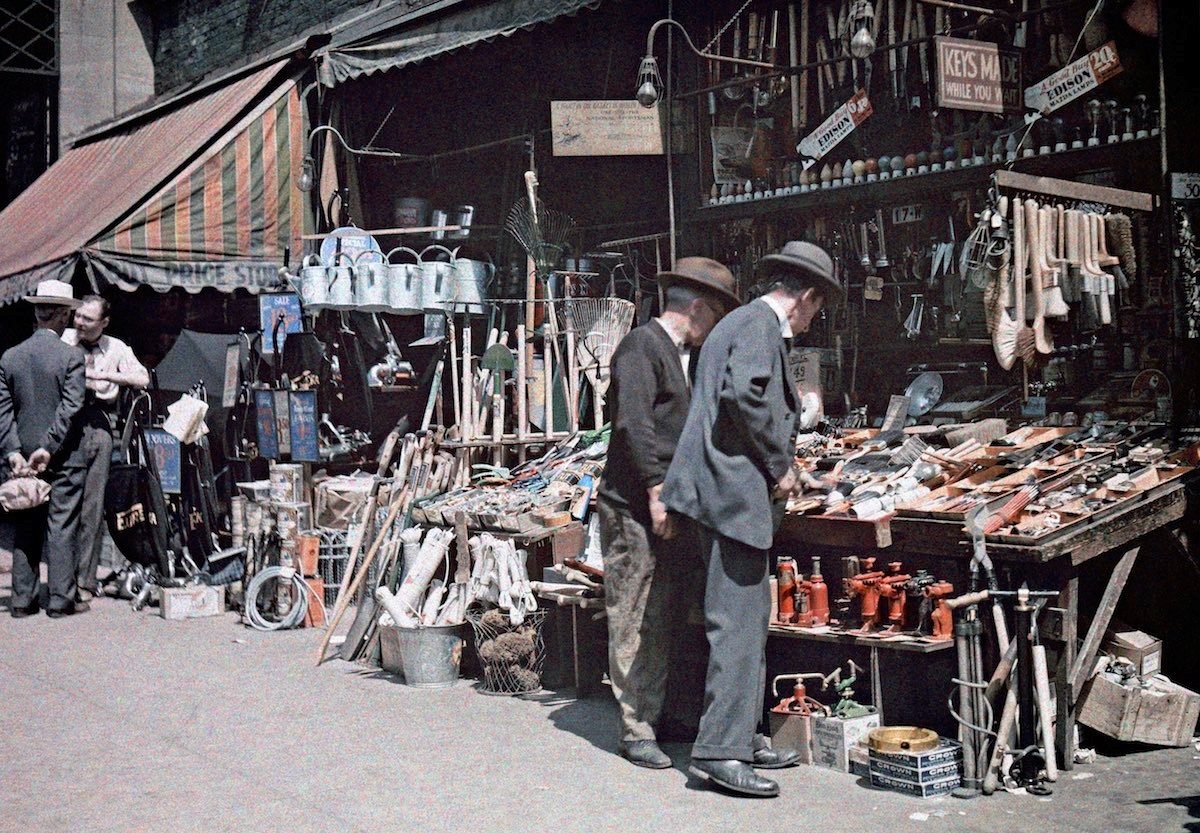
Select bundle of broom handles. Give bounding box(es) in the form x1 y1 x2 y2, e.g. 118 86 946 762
315 425 458 664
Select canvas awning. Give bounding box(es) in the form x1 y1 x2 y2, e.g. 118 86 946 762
319 0 601 86
0 59 307 305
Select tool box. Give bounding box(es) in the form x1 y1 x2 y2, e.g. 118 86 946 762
868 738 963 797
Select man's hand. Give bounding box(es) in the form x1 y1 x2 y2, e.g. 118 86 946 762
648 483 677 540
6 451 28 476
27 448 51 473
773 466 799 500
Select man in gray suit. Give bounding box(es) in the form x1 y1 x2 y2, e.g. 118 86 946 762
0 280 88 618
662 241 842 797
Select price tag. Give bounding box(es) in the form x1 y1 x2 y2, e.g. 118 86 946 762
892 204 924 225
1171 173 1200 201
1024 41 1122 114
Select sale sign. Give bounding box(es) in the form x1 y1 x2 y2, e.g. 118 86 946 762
1024 41 1122 114
797 90 873 168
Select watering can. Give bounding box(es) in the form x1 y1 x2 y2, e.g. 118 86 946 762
354 250 389 311
386 247 423 314
419 245 459 312
327 252 355 308
299 254 327 309
451 250 493 314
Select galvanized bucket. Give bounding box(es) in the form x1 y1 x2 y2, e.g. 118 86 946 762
419 245 459 312
327 252 355 308
379 623 463 688
299 254 327 309
354 250 389 311
451 251 493 314
385 246 423 314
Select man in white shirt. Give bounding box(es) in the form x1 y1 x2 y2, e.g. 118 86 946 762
62 295 149 600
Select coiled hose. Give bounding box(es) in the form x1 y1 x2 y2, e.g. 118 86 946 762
244 566 322 631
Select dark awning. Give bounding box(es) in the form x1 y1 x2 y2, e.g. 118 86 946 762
318 0 601 86
0 60 307 305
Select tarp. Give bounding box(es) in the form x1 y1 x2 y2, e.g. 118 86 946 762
319 0 601 86
0 60 305 305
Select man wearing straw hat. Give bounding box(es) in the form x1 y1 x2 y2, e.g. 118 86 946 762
662 241 842 797
0 279 88 618
598 257 739 770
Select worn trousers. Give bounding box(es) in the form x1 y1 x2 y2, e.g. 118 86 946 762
9 463 86 612
691 524 771 762
600 495 693 743
75 424 114 592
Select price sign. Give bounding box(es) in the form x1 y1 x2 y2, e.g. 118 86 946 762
1171 173 1200 201
798 90 873 167
892 204 924 225
1024 41 1122 114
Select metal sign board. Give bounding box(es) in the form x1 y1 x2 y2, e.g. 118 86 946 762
1024 41 1122 114
935 37 1021 114
550 100 664 156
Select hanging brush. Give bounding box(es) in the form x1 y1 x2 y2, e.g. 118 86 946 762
1015 199 1039 365
563 297 635 428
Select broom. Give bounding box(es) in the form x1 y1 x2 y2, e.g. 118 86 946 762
563 297 635 428
1015 199 1039 365
992 197 1020 371
1043 204 1071 318
1028 200 1054 355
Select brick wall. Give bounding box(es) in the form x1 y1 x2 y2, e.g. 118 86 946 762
149 0 370 93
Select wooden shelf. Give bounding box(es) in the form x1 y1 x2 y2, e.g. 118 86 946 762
685 136 1158 225
769 624 954 653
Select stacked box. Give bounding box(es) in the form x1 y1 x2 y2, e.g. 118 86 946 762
812 712 880 772
869 738 962 798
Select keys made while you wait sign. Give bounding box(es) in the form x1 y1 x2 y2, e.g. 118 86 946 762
935 37 1021 114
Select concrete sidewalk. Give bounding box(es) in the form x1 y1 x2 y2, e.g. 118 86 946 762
1 576 1196 833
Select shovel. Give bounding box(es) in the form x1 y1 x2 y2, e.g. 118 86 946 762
481 342 515 458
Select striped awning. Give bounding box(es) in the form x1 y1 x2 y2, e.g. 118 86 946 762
0 59 307 305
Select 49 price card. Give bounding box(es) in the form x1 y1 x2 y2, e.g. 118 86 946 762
797 90 873 167
1024 41 1122 114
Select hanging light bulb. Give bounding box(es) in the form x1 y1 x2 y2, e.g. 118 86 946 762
849 0 876 59
635 55 663 108
298 154 316 192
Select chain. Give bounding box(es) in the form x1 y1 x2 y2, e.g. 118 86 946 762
702 0 756 53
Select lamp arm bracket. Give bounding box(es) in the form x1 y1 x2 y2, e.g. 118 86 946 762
645 18 775 69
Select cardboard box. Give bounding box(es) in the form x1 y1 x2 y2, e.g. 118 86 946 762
768 710 815 764
1077 672 1200 747
1103 621 1163 678
869 738 963 791
160 585 224 620
869 771 960 798
812 712 880 772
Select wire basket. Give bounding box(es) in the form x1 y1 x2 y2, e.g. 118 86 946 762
317 528 350 606
465 607 549 695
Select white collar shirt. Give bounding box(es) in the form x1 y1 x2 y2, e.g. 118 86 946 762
759 294 794 338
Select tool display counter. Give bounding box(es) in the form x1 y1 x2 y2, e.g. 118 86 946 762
774 478 1192 769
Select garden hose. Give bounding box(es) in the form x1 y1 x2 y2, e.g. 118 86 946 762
244 566 310 631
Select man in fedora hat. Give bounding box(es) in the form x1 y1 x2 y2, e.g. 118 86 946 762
0 279 88 617
599 256 739 770
662 241 842 797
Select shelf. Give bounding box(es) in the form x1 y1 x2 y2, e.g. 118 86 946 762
768 624 955 653
685 136 1158 224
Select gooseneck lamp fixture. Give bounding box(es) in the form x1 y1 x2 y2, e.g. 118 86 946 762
849 1 877 59
635 18 776 109
296 125 424 192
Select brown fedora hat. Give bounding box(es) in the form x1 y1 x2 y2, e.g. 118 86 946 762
756 240 843 303
657 256 740 312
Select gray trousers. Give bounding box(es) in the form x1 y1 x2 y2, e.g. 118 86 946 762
76 424 114 592
691 524 771 762
9 463 86 612
600 496 692 743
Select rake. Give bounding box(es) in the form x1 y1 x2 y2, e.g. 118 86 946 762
563 297 635 429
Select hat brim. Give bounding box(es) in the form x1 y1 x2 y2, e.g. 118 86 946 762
657 272 741 312
756 254 844 303
23 296 81 308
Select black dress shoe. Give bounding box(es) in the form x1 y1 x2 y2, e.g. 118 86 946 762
46 604 76 619
689 759 779 797
619 740 672 769
10 602 40 618
752 746 802 769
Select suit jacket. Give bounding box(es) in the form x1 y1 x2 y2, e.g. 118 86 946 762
0 328 87 468
661 299 798 551
598 319 693 519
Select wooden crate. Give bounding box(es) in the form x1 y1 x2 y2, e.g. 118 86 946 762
1077 673 1200 747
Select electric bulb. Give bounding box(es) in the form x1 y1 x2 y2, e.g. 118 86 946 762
851 27 875 59
298 155 315 192
637 81 659 108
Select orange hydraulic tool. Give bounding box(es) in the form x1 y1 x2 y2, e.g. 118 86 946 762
844 557 886 632
795 557 831 627
924 580 955 641
876 561 913 634
777 557 798 624
770 673 830 717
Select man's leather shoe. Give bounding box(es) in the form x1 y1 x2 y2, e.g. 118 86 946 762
77 588 95 603
10 602 39 618
752 746 802 769
619 740 672 769
74 600 90 614
46 603 77 619
688 759 779 797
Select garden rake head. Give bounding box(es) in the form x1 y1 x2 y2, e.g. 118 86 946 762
504 197 577 279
